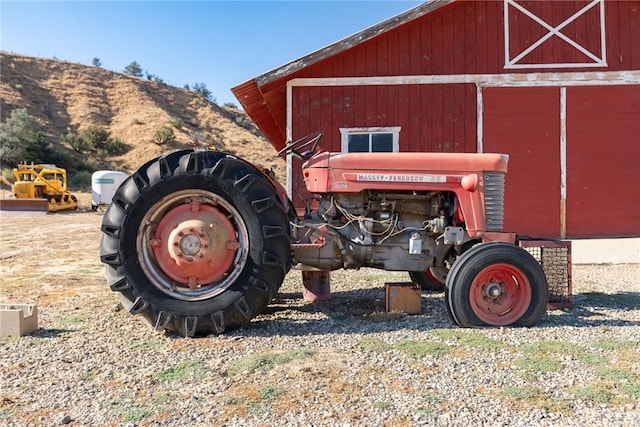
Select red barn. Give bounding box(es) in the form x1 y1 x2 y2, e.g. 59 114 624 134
232 0 640 239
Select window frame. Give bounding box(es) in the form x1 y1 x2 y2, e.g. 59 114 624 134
339 126 401 153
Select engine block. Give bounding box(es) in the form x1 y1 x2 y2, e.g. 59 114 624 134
291 191 462 271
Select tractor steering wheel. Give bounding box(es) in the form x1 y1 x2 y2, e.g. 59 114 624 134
276 131 323 160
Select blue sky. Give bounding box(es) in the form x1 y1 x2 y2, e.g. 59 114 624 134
1 1 422 105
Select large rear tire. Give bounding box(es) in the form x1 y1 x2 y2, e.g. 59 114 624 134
445 242 548 327
99 150 291 336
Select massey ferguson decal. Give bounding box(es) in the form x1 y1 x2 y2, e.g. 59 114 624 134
356 173 447 183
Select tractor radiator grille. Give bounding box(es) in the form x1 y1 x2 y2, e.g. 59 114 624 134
483 172 505 232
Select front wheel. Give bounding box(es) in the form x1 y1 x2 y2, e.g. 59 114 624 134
99 150 291 336
445 242 548 327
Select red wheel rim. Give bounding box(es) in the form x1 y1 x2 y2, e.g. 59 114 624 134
151 201 238 287
469 263 532 325
138 190 249 301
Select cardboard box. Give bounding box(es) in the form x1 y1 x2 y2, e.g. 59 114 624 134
385 283 421 314
0 304 38 337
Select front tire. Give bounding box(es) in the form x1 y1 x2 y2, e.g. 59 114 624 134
445 242 548 327
99 150 291 336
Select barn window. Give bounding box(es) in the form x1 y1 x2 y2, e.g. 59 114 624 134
339 127 400 153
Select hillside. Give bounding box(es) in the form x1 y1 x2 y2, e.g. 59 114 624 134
0 51 285 180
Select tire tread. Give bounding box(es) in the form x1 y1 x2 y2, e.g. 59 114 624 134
99 149 291 337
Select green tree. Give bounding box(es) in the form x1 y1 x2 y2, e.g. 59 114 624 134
192 82 214 102
145 72 164 84
61 131 91 153
92 57 102 67
81 125 109 148
0 108 45 165
123 61 143 77
61 125 126 155
103 138 126 155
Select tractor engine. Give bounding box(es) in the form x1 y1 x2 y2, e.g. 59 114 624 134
291 191 463 271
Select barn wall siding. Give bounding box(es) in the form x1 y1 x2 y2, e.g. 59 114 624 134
276 0 640 238
483 86 562 238
566 84 640 237
254 0 640 134
292 84 477 153
482 83 640 238
284 0 639 82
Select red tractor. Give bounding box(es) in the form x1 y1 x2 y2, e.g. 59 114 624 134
100 132 548 337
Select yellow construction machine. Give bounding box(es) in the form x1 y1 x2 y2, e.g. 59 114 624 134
1 163 78 212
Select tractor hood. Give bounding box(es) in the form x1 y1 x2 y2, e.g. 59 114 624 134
302 151 509 194
304 152 508 173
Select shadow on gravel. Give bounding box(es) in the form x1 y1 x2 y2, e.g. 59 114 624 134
32 328 78 338
244 288 454 336
577 291 640 310
547 291 640 328
243 289 640 337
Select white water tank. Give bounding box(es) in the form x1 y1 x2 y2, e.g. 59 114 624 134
91 170 128 210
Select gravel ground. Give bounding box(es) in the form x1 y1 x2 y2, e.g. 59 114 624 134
0 211 639 426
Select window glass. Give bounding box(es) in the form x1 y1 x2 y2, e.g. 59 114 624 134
347 134 370 152
371 133 393 152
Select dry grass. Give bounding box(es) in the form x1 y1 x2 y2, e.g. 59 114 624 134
0 51 285 181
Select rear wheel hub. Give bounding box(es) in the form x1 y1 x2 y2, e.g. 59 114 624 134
152 201 238 287
137 190 249 301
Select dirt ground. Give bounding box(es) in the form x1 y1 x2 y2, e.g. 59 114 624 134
0 199 639 426
0 198 103 306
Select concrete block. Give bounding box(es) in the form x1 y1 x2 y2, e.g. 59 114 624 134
0 304 38 337
385 282 421 314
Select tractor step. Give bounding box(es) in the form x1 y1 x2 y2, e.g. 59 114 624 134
0 198 49 212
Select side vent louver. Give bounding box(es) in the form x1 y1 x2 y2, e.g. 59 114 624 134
484 172 505 232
